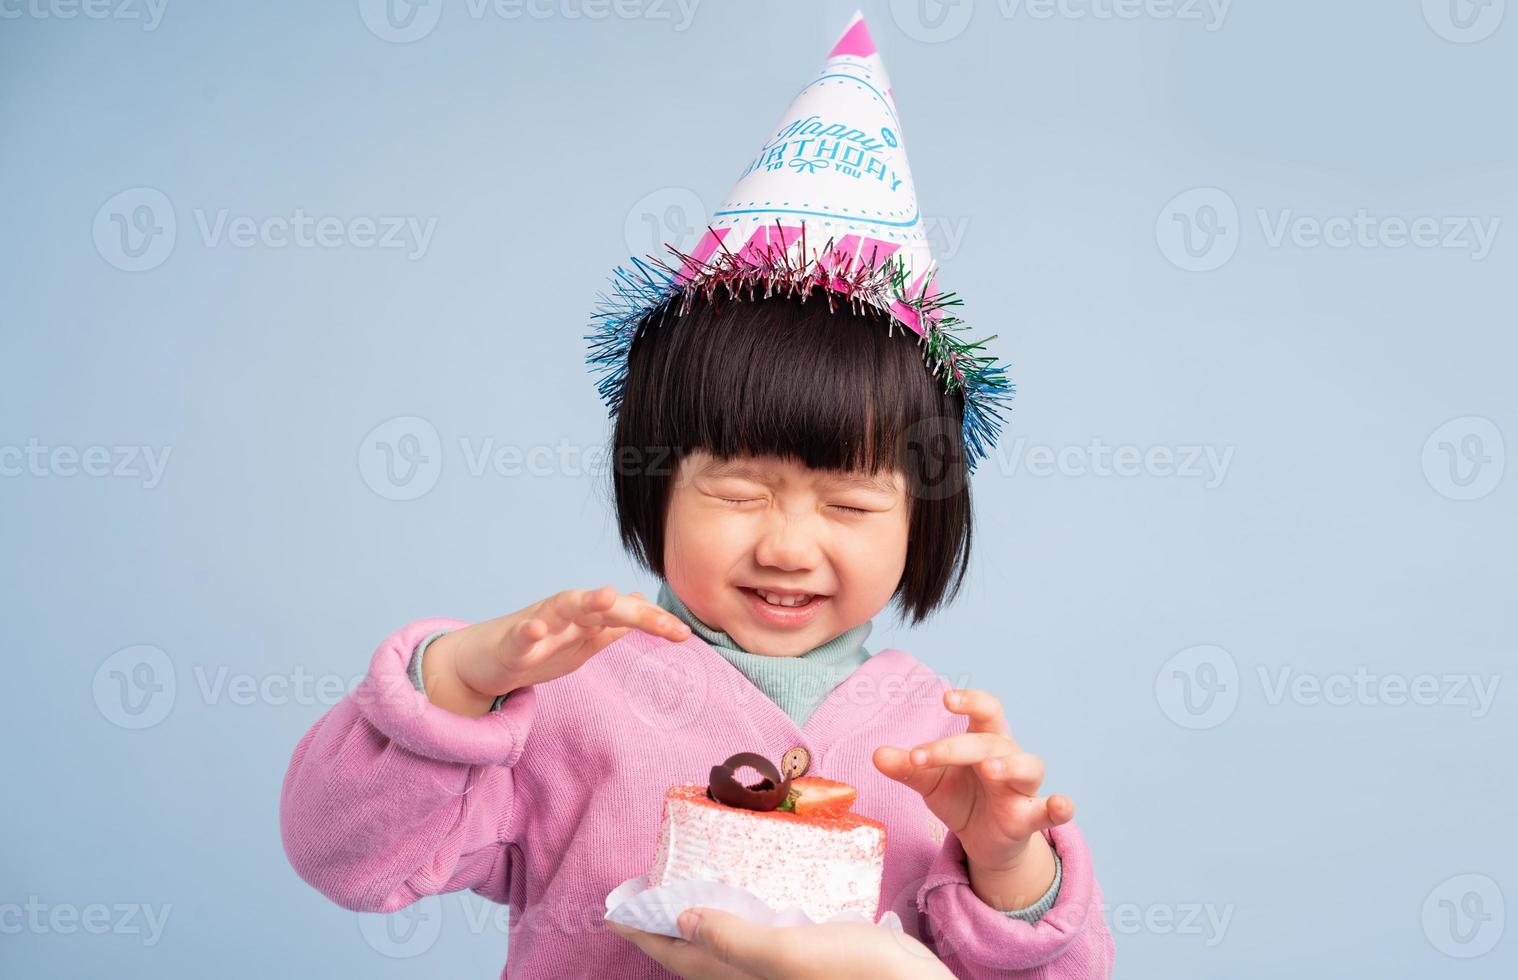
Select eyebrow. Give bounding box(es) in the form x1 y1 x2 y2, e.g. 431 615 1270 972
703 461 899 495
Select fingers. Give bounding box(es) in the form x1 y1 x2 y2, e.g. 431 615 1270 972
872 745 949 799
890 735 1044 796
909 732 1023 770
679 907 789 973
563 587 692 642
527 587 691 647
975 753 1045 797
945 687 1015 740
1003 793 1076 838
606 921 691 967
606 916 754 979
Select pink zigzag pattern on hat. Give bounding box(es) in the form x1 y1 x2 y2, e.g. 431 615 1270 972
588 221 1013 470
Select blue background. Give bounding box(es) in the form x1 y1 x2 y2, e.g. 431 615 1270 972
2 0 1513 976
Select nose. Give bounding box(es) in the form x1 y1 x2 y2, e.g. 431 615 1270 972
752 511 821 572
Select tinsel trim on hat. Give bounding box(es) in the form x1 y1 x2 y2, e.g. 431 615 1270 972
585 223 1013 472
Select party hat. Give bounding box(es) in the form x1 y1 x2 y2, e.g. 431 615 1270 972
587 10 1012 470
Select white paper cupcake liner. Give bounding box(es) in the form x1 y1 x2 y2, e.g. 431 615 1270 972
604 874 904 940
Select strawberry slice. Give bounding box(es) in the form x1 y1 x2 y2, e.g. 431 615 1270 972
789 776 857 816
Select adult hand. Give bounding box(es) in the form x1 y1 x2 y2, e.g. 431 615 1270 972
609 907 954 979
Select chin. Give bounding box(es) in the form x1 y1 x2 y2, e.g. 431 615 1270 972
740 630 822 658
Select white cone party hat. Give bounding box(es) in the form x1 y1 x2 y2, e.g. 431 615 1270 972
587 10 1011 469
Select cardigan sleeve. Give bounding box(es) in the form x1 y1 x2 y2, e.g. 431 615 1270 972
1000 851 1061 923
408 629 512 712
916 821 1114 978
279 617 534 913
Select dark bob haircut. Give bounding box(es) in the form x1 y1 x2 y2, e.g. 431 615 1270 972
607 285 974 626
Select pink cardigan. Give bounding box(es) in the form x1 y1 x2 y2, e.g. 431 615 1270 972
280 618 1115 978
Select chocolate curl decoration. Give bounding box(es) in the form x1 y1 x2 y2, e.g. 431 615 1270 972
707 752 792 811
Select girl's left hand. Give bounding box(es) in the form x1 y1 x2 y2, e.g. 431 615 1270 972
873 688 1074 903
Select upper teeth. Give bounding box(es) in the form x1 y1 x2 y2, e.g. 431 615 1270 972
757 590 814 607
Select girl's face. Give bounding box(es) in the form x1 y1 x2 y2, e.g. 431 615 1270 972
663 450 910 657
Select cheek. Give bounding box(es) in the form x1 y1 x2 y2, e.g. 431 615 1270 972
840 522 909 589
663 505 745 575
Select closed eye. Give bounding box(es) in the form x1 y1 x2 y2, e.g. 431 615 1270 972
718 498 873 514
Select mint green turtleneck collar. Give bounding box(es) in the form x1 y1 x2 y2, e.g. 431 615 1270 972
654 580 872 728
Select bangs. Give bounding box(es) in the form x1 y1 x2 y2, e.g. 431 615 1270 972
616 285 962 477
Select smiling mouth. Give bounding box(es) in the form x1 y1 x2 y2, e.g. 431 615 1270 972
741 586 828 607
737 587 831 627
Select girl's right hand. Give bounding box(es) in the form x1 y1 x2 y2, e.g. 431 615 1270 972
422 586 692 717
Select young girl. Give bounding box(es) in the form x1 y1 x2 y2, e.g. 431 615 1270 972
280 12 1112 978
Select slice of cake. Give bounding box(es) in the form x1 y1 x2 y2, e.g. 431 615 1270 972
645 752 887 923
